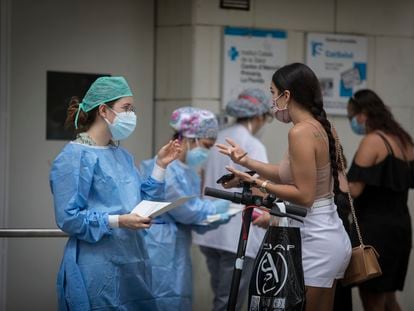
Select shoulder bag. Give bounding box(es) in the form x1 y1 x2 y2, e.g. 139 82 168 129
336 137 382 287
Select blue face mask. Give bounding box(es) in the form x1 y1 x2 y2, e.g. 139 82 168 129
186 143 210 170
350 116 366 135
105 108 137 140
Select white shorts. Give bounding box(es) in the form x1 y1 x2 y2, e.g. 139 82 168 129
290 197 352 288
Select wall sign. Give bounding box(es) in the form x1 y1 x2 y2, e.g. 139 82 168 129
222 27 288 109
306 33 368 115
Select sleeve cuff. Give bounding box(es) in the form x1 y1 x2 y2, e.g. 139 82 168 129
108 215 119 228
151 163 166 182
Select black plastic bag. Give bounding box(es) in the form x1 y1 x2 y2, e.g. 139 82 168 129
248 225 305 311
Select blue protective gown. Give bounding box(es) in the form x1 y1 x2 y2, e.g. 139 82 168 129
140 159 217 311
50 142 165 311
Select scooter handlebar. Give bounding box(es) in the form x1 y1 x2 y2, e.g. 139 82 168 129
284 203 308 218
204 187 242 204
204 187 307 218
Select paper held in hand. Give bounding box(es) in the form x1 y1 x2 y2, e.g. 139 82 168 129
131 196 194 218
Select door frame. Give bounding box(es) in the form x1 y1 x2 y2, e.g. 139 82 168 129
0 0 11 308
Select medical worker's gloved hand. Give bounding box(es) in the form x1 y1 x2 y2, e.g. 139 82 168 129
213 212 231 226
212 199 230 214
219 213 230 221
119 214 152 230
192 213 231 234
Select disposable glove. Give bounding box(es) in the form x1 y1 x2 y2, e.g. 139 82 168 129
219 213 230 221
212 199 230 214
211 212 231 226
192 212 231 234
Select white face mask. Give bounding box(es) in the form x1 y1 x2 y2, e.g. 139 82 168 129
272 93 291 123
104 108 137 140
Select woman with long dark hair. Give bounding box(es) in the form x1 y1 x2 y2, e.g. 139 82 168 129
217 63 352 311
347 90 413 311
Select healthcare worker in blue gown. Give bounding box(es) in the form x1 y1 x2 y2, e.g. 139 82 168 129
50 76 182 311
140 107 231 311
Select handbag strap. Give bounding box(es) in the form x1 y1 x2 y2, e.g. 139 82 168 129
277 202 289 227
334 133 364 246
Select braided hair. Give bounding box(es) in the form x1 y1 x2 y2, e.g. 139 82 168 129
272 63 341 202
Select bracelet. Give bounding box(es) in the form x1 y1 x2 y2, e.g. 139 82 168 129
259 180 270 194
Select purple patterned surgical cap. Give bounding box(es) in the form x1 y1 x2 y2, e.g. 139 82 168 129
169 107 219 139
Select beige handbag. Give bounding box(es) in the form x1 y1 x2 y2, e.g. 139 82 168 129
335 139 382 287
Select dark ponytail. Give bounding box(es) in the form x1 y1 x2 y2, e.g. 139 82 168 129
272 63 341 202
65 96 115 135
65 96 98 134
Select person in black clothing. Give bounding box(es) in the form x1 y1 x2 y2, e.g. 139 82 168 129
346 89 413 311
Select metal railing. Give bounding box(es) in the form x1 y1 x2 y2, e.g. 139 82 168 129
0 229 67 238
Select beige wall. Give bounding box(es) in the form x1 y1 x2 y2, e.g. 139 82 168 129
1 0 414 310
3 0 155 309
155 0 414 310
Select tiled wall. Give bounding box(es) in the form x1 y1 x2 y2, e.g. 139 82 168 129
156 0 414 310
156 0 414 161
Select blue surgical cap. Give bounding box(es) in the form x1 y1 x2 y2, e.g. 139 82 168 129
226 88 271 118
170 107 219 139
74 76 133 128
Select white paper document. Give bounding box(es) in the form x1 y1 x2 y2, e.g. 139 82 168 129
199 203 244 225
131 196 193 218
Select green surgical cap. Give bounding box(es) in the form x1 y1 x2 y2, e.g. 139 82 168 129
75 76 133 129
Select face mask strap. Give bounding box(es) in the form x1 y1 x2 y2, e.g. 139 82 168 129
105 105 119 116
186 138 197 152
247 120 253 133
102 105 116 126
273 92 287 110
